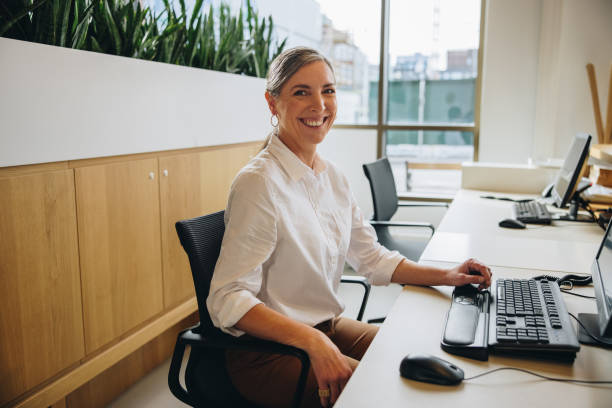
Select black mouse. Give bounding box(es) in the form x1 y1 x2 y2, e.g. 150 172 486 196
498 218 526 229
399 354 464 385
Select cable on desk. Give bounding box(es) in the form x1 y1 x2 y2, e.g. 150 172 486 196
464 367 612 384
560 288 596 299
568 313 612 346
480 195 532 203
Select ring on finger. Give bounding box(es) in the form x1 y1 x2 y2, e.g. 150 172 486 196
318 388 330 398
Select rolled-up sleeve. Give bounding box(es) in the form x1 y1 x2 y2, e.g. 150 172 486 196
346 194 405 286
206 171 277 336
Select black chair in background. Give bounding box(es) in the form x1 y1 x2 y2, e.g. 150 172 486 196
362 157 448 323
168 210 371 408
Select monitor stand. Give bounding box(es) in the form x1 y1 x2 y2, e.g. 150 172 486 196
577 313 612 348
555 194 595 223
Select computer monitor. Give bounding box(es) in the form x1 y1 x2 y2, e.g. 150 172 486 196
551 133 592 208
577 221 612 346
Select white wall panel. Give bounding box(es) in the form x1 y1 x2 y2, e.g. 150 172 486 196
0 38 269 167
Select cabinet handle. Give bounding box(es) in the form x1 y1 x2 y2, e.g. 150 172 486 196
162 169 169 177
149 172 155 180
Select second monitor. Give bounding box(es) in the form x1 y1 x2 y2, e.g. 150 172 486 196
551 133 592 208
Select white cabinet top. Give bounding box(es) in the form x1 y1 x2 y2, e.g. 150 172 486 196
0 38 269 167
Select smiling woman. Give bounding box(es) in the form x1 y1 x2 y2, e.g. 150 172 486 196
205 46 492 408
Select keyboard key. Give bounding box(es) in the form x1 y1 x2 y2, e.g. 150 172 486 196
518 335 538 343
498 335 517 343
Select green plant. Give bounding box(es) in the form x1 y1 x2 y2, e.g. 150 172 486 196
243 0 286 78
83 0 159 58
0 0 287 78
153 0 187 65
1 0 93 48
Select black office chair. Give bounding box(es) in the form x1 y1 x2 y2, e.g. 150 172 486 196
362 157 448 323
168 210 371 408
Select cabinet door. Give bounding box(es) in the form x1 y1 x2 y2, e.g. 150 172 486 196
159 143 258 308
75 159 163 353
0 170 84 405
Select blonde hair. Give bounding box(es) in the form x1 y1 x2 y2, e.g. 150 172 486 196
260 47 335 150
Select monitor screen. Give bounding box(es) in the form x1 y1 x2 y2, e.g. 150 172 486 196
551 133 591 208
593 223 612 337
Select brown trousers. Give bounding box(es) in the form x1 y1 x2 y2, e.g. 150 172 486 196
226 317 378 408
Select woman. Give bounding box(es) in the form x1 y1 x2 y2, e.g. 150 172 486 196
207 46 491 408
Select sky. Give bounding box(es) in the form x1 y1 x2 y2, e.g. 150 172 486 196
317 0 481 65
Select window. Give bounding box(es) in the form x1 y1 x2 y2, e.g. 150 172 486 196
385 0 481 196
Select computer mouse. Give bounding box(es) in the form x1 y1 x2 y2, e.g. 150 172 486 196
399 354 464 385
498 218 526 229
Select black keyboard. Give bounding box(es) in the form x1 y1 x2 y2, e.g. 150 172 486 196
512 201 552 224
441 278 580 362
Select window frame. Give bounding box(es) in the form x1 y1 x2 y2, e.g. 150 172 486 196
332 0 486 200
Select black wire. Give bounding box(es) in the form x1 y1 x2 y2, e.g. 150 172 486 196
560 288 596 299
568 312 612 346
464 367 612 384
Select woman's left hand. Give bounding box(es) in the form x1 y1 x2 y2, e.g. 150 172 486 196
446 258 492 290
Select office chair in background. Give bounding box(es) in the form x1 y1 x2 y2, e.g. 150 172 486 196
362 157 448 323
169 211 372 408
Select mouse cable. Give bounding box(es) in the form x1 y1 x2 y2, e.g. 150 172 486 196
480 195 532 203
464 367 612 384
568 313 612 346
560 288 596 299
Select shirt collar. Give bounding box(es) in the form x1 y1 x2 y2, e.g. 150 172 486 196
267 134 327 181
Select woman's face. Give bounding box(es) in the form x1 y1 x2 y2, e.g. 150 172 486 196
266 60 337 151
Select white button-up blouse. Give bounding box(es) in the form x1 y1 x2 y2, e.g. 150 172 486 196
207 135 405 336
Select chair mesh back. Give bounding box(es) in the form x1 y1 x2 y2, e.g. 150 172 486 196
363 157 398 221
175 211 225 333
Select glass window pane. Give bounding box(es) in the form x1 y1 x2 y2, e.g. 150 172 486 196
256 0 380 125
387 0 480 125
386 130 474 195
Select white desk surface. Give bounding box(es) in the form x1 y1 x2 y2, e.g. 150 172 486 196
420 231 598 273
421 190 604 273
335 264 612 408
438 190 604 243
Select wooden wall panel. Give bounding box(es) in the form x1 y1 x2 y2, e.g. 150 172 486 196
159 143 258 308
0 170 84 405
65 313 199 408
75 159 163 353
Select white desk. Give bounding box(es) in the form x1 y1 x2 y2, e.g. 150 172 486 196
421 190 603 273
335 190 612 408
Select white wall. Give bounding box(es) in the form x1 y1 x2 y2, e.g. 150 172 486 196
480 0 612 164
548 0 612 158
479 0 541 163
0 38 269 167
318 128 377 216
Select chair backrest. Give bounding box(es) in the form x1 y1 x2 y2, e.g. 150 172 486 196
363 157 398 221
175 210 225 333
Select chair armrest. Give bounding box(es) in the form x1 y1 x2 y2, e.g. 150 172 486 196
398 201 449 208
169 326 310 408
340 275 371 321
369 220 435 233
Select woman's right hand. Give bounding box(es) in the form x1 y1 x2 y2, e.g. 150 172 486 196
305 330 353 407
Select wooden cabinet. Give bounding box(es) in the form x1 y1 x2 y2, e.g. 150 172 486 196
75 158 164 353
159 144 258 308
0 170 84 405
0 141 260 407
